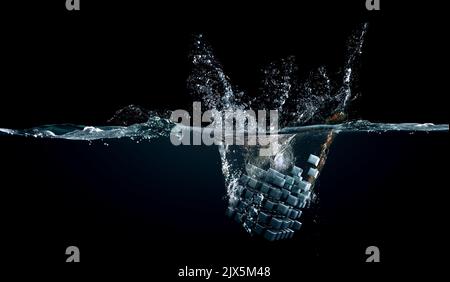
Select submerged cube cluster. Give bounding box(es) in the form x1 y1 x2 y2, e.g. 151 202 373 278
226 154 321 241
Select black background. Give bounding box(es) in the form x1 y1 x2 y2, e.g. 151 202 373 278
0 0 447 128
0 0 448 279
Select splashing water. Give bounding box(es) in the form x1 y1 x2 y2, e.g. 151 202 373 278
1 118 447 141
0 116 174 141
0 24 448 238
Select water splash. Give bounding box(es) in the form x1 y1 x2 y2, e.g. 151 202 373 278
187 24 369 127
0 115 174 141
0 25 448 239
188 34 247 111
1 119 446 140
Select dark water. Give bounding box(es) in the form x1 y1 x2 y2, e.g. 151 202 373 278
1 130 447 274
